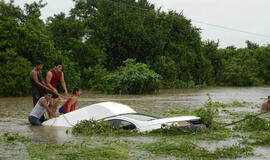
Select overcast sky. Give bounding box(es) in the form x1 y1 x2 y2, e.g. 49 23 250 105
13 0 270 48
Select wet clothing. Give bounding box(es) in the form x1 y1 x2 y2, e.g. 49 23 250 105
59 94 77 114
30 70 44 106
49 69 62 98
50 69 62 89
28 115 45 126
58 107 66 114
29 97 49 126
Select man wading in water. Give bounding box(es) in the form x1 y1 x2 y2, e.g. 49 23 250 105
261 96 270 112
28 90 56 126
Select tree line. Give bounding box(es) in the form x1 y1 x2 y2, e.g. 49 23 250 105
1 0 270 96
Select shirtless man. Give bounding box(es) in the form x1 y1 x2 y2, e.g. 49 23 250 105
261 96 270 112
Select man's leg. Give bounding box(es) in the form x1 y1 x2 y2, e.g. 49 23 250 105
28 116 42 126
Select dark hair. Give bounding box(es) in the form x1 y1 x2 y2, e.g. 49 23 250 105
44 90 53 95
268 96 270 99
54 61 62 67
35 60 43 66
72 87 80 94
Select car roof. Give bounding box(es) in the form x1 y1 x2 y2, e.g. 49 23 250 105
83 101 137 120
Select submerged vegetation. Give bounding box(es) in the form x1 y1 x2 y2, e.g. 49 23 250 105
143 141 253 159
2 97 270 159
1 133 31 143
27 140 130 160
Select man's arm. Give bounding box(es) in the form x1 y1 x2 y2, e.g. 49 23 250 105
46 71 58 94
39 98 56 117
60 72 69 96
30 70 49 90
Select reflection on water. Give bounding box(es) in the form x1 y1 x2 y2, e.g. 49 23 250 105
28 126 73 144
0 87 269 142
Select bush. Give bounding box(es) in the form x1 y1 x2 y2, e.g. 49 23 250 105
0 50 32 96
194 94 219 129
233 116 270 132
81 64 108 90
102 59 162 94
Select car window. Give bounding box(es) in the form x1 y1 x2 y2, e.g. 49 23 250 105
107 119 136 130
123 114 157 121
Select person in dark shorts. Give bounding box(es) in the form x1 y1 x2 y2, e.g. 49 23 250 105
30 60 50 106
28 90 56 126
59 87 82 114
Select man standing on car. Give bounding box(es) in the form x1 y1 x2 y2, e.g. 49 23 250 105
30 60 50 106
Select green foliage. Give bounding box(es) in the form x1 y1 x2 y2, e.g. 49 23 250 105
162 108 195 117
72 119 138 136
102 59 161 94
2 0 270 97
243 131 270 146
1 133 31 143
27 140 130 160
148 124 192 135
151 56 178 84
194 127 233 141
233 116 270 132
194 94 219 129
0 50 32 96
82 65 108 90
143 140 253 159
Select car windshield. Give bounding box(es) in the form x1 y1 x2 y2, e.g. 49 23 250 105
122 113 158 121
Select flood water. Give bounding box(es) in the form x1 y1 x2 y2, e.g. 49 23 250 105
0 87 270 158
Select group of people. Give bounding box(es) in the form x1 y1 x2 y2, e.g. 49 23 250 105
29 61 82 126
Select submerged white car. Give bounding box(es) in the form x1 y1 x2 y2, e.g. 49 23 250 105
42 102 203 132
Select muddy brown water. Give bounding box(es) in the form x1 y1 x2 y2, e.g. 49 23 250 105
0 87 270 159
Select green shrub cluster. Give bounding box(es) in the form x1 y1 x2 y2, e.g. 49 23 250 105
72 119 138 136
102 59 162 94
233 116 270 132
0 50 32 96
143 140 253 159
194 94 219 129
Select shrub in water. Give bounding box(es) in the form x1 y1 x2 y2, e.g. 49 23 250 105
233 116 270 132
148 124 192 135
1 133 31 143
72 119 138 136
102 59 162 94
194 94 218 129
